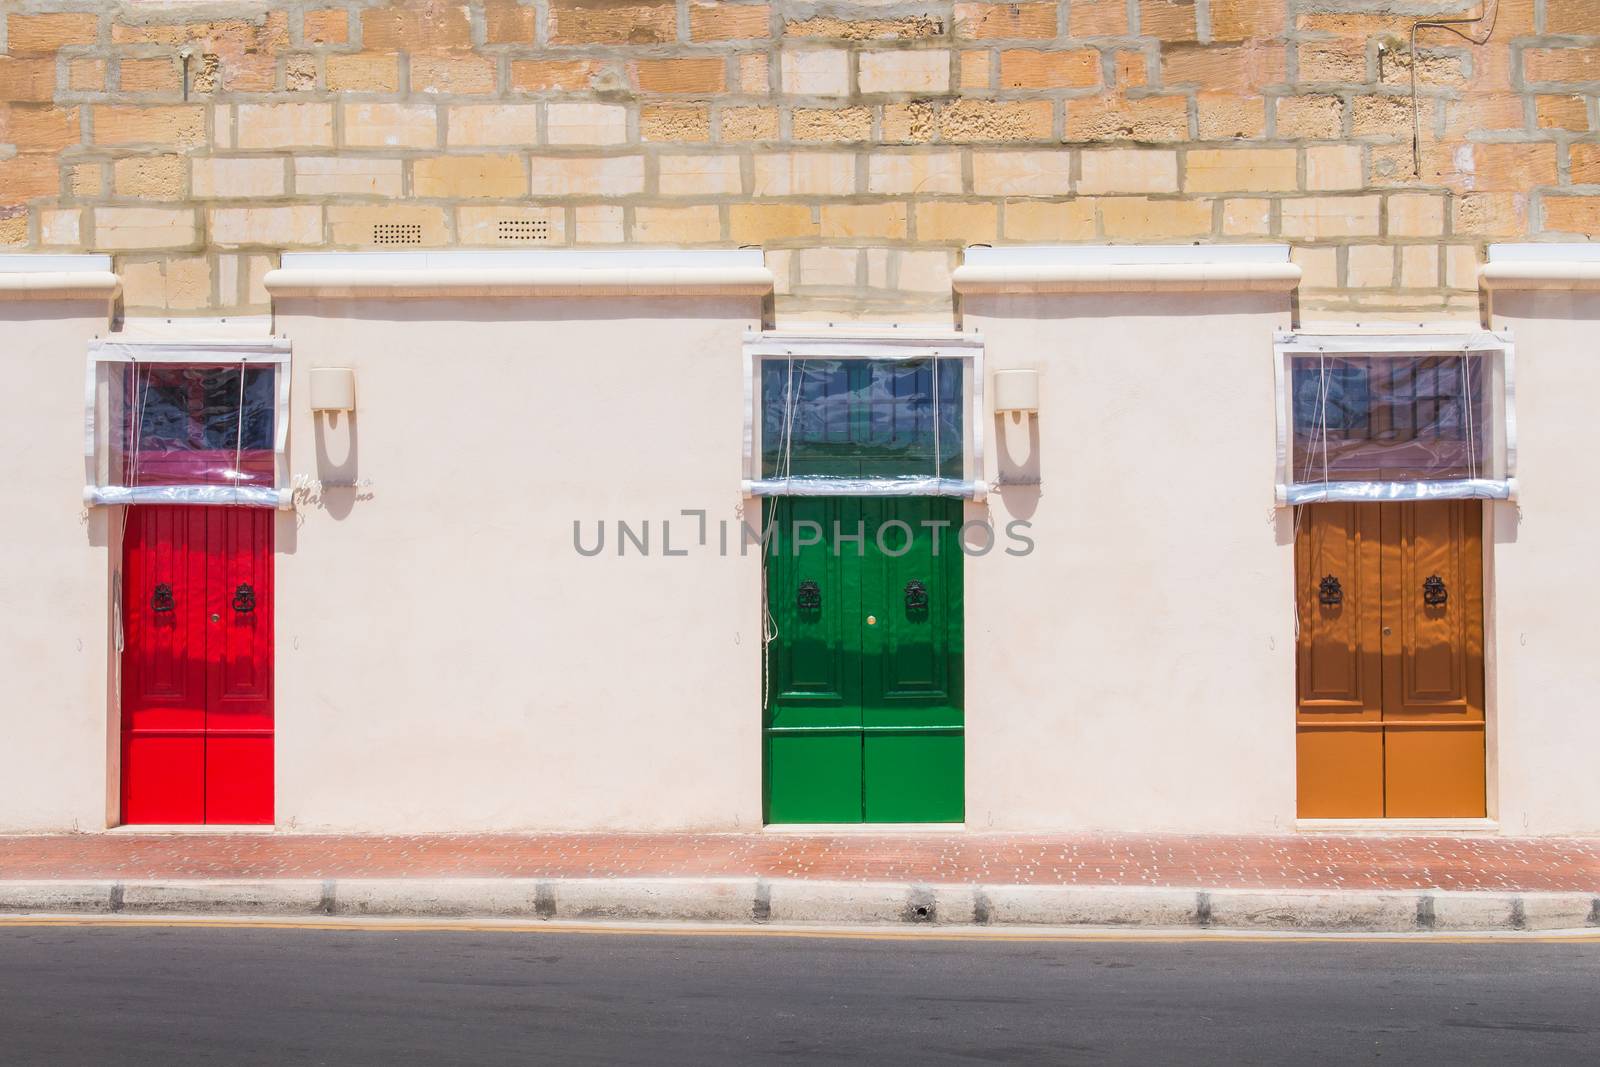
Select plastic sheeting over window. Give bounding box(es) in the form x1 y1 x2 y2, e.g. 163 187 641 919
85 339 291 508
743 333 984 498
1275 331 1514 505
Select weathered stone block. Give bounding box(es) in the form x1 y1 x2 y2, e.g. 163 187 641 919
412 56 498 96
859 50 952 94
1279 195 1381 238
792 107 872 142
545 101 629 145
938 99 1054 142
781 50 851 97
820 202 908 238
729 203 818 243
658 153 743 195
341 103 436 148
1184 147 1297 193
690 3 770 42
914 200 997 241
210 204 323 246
192 157 287 198
294 157 404 197
1099 196 1213 237
447 104 540 147
752 152 857 196
93 106 206 147
528 155 646 196
634 58 726 94
238 102 335 148
93 206 198 250
7 12 100 56
1003 199 1096 240
1079 148 1178 194
413 154 527 198
327 54 400 93
973 149 1075 195
634 205 722 242
999 49 1100 90
867 150 964 195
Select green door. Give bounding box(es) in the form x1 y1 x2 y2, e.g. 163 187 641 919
763 496 964 823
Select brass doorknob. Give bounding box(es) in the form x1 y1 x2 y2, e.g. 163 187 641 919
866 615 877 626
211 613 221 623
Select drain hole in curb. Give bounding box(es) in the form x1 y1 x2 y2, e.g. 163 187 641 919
914 905 930 920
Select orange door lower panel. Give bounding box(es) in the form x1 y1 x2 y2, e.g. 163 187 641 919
1382 724 1486 818
1295 725 1382 819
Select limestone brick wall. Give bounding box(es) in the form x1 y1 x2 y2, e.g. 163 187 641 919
0 0 1595 318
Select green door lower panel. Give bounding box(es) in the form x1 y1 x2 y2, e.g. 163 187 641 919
763 497 964 824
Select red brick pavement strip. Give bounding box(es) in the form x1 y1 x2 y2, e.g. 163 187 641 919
1 832 1598 892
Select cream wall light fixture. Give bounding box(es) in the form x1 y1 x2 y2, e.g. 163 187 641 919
309 367 356 413
992 369 1039 415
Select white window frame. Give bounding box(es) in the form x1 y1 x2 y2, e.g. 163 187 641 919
84 338 293 508
741 329 986 500
1273 329 1516 505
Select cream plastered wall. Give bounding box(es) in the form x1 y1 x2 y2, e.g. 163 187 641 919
272 294 766 831
0 301 116 831
961 289 1299 833
1485 288 1600 836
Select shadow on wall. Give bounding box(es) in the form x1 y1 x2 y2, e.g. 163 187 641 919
993 410 1041 521
304 409 363 522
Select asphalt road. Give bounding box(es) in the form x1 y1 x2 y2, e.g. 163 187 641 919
0 923 1595 1065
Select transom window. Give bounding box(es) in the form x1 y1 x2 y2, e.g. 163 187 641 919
86 340 291 508
744 334 983 498
1275 332 1513 504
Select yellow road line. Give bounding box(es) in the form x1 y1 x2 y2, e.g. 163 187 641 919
0 915 1597 944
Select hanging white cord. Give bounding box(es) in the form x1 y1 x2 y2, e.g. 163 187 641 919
931 352 942 488
1291 348 1333 641
1460 350 1478 483
232 361 247 502
114 361 152 655
761 353 803 712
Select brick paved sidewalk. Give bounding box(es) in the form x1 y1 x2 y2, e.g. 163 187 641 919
2 831 1597 893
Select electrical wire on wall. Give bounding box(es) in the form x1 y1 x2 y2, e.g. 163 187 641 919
1411 0 1501 177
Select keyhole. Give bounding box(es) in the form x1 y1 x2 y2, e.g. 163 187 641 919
866 615 877 626
1382 626 1392 636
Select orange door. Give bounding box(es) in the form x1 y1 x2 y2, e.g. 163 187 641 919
1295 501 1485 818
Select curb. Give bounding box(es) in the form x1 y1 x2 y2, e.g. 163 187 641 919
0 879 1596 933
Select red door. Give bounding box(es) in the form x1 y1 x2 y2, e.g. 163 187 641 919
121 506 274 825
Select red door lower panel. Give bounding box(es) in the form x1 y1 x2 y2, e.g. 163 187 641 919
122 506 274 825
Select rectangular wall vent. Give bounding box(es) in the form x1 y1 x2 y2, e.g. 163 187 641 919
497 218 550 242
372 223 423 245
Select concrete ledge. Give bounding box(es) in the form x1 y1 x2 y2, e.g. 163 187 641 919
0 271 121 301
262 266 774 299
952 262 1301 294
1480 262 1600 290
0 879 1595 933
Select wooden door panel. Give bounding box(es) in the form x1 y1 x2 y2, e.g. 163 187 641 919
1382 501 1484 722
861 498 963 724
122 506 208 732
1295 504 1381 719
765 497 860 728
210 508 274 724
1383 725 1486 817
1295 726 1382 818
